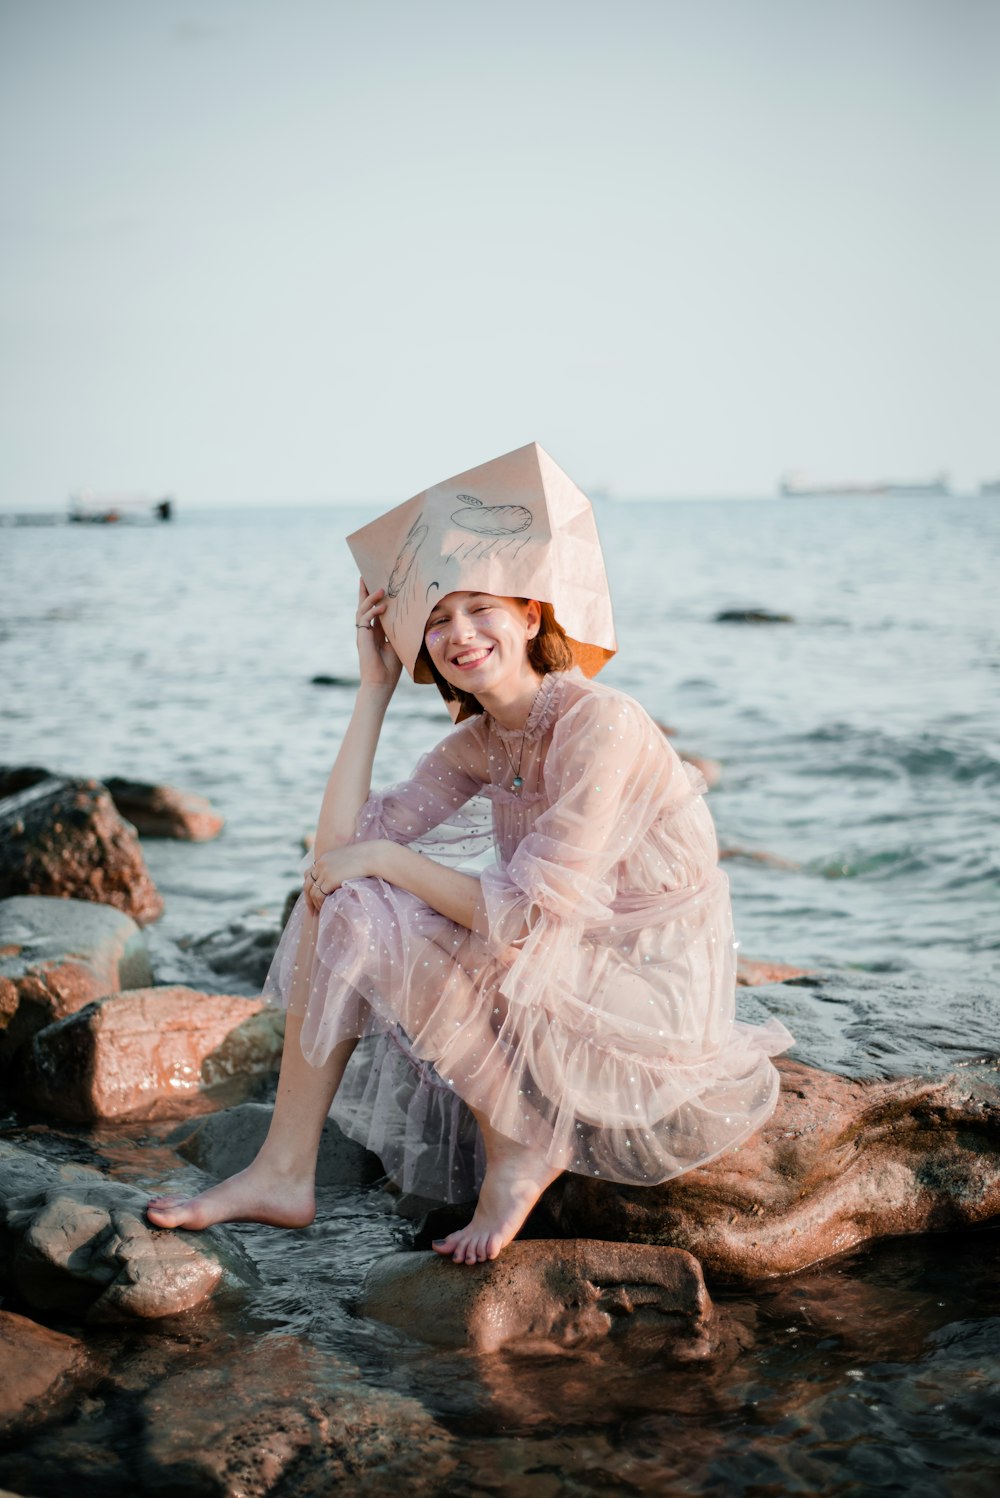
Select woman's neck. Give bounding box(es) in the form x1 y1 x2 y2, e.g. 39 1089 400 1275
475 670 545 731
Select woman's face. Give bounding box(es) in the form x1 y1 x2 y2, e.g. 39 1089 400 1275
423 592 540 695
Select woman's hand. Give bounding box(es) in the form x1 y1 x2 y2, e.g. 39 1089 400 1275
356 580 403 691
303 841 390 913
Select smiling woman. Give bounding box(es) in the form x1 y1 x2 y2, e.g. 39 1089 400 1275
418 594 574 725
146 443 792 1266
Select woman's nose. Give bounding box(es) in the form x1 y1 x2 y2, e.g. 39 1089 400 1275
448 612 476 641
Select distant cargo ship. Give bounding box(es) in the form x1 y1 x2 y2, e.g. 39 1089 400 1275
69 491 174 523
779 470 951 498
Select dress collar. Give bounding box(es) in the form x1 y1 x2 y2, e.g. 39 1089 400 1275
485 670 564 744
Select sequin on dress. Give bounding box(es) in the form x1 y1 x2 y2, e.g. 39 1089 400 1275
262 669 793 1203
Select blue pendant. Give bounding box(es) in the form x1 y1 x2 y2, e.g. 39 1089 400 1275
513 775 524 790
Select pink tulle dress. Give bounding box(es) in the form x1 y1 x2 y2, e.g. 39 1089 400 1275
262 668 793 1203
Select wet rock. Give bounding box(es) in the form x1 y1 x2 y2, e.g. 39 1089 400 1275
21 986 284 1122
0 1141 259 1320
715 608 794 624
181 913 282 989
360 1239 714 1355
135 1336 456 1496
104 776 224 841
0 1309 88 1429
545 1058 1000 1282
0 767 162 924
0 895 152 1068
736 955 812 986
170 1102 382 1189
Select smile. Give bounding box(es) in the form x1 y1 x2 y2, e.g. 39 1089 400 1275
451 646 494 668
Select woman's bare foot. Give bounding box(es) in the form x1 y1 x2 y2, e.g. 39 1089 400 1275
432 1134 562 1265
146 1155 315 1232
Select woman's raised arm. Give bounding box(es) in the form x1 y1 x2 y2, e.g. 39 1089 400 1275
310 582 401 856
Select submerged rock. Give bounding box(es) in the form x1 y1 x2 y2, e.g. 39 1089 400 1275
103 776 224 841
0 1141 259 1321
134 1336 456 1496
0 1309 89 1430
21 986 284 1121
361 1239 714 1355
170 1101 382 1189
0 895 153 1068
0 767 162 924
545 1058 1000 1282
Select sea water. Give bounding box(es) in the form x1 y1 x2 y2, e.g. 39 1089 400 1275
1 493 998 1491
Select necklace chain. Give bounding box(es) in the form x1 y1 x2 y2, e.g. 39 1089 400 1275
495 680 544 794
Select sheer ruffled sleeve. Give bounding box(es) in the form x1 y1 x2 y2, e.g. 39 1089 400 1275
480 691 696 956
352 719 494 867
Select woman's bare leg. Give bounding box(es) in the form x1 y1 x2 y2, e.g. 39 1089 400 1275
146 1018 357 1230
147 906 357 1231
431 1111 563 1265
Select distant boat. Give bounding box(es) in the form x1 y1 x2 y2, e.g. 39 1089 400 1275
779 470 951 498
68 491 174 523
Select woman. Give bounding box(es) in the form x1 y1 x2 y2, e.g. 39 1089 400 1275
147 445 792 1264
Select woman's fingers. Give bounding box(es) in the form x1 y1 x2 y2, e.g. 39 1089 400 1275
356 582 387 625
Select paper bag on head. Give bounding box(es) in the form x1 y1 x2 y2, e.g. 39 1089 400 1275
346 442 617 715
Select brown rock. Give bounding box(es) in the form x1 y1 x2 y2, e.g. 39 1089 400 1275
736 954 811 986
545 1057 1000 1282
0 768 162 924
21 986 284 1121
0 1141 259 1320
360 1239 714 1355
136 1336 456 1496
103 776 224 841
0 1310 88 1429
0 896 152 1067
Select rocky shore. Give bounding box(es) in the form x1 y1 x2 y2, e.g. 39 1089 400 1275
0 761 997 1496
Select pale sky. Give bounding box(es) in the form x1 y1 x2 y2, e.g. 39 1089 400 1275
1 0 997 507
